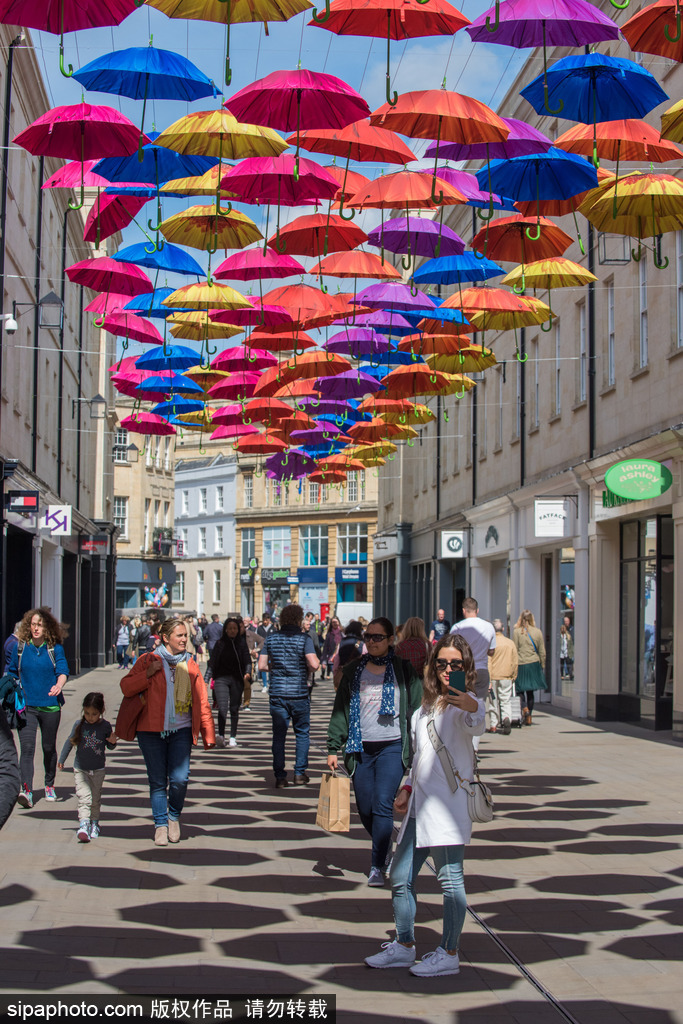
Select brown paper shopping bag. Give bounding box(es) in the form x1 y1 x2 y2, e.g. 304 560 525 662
316 771 351 833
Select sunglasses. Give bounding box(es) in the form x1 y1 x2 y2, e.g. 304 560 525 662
363 632 389 643
435 658 464 671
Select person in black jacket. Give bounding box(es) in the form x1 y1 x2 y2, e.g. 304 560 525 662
0 710 20 830
209 618 252 748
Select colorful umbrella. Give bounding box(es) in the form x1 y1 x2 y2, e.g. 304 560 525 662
185 368 231 391
167 311 244 342
147 0 315 85
212 346 278 372
325 328 391 358
501 256 597 327
0 0 138 78
214 248 306 282
380 364 454 398
163 282 252 311
211 423 261 440
153 109 288 159
66 256 153 296
98 313 163 346
233 431 289 454
269 212 368 257
309 250 402 285
42 158 110 190
125 288 191 319
160 164 236 200
113 243 205 278
471 215 573 267
158 206 262 280
425 117 552 162
210 301 294 329
622 0 683 63
82 191 148 247
266 450 317 479
136 345 201 371
354 282 437 312
413 253 505 286
661 99 683 143
367 217 465 269
315 369 384 399
248 330 318 352
208 372 262 401
243 397 297 422
309 0 470 105
426 346 498 374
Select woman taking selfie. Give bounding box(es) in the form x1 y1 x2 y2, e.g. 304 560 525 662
327 617 423 888
364 634 485 978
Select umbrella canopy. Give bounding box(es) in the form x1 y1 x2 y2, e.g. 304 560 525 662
73 45 218 102
324 166 372 204
212 346 278 372
82 191 148 246
212 404 256 427
248 329 317 352
158 205 262 252
421 167 516 211
413 253 505 286
210 423 261 440
225 68 370 132
120 411 176 435
66 257 153 295
185 368 231 391
243 397 297 422
471 215 573 263
380 364 454 398
346 170 467 210
366 216 465 259
125 288 190 319
136 345 201 371
93 134 218 185
14 103 145 161
310 250 402 280
291 119 416 164
502 257 597 291
355 282 437 312
167 311 244 341
369 89 509 147
397 332 473 356
467 0 619 47
476 148 599 203
152 397 206 418
98 313 163 345
425 116 552 162
207 372 262 400
220 156 340 206
466 297 553 332
262 283 342 325
153 109 288 159
210 301 294 328
661 99 683 144
163 282 252 311
113 243 205 278
265 450 317 479
425 346 498 374
622 0 683 63
233 431 289 454
325 328 391 358
555 121 682 166
269 213 368 256
256 352 352 394
42 159 110 190
315 369 384 399
160 164 236 199
214 248 305 281
578 172 683 242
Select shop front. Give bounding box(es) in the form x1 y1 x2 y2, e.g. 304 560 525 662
298 567 328 617
261 567 292 618
239 566 255 618
336 566 367 604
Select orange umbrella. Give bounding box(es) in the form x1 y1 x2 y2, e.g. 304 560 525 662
556 119 682 166
397 332 474 356
323 166 371 202
233 431 289 455
272 413 317 441
346 169 466 211
308 469 348 484
380 364 454 398
269 213 368 258
346 417 410 442
272 379 323 399
255 352 351 396
466 295 554 332
317 455 369 471
416 315 477 338
471 215 573 264
622 0 683 62
262 282 342 328
242 397 296 422
309 250 402 283
248 329 318 352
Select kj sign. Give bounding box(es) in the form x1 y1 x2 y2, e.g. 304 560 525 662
41 505 72 537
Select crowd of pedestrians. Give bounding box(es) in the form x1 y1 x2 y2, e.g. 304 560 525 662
1 597 554 978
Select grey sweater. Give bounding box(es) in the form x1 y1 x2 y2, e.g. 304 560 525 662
59 719 115 771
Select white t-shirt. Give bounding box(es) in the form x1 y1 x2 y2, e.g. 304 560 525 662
450 617 496 670
359 667 401 742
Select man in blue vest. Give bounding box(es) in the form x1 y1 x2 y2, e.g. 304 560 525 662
258 603 319 788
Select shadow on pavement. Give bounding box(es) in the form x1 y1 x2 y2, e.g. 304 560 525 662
104 964 305 994
18 926 202 959
119 900 288 930
529 873 676 896
49 866 182 890
0 885 34 906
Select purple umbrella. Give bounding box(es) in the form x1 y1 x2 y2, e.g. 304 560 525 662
290 427 351 445
467 0 619 115
345 309 416 337
418 168 516 212
265 449 316 480
315 369 384 399
325 328 391 359
425 118 552 163
367 217 465 265
354 283 437 313
298 397 355 417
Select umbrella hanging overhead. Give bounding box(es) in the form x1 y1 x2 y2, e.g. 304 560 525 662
124 288 191 319
661 99 683 144
555 120 682 167
97 313 164 346
413 253 505 286
82 191 148 247
120 411 176 436
0 0 138 78
425 117 552 162
167 311 244 341
325 328 391 359
158 206 262 281
66 256 153 296
247 330 318 352
309 250 403 281
42 158 110 190
137 345 201 371
315 369 384 399
208 372 262 400
367 217 465 261
212 346 278 372
471 215 573 265
153 109 288 160
354 282 437 312
501 256 597 325
113 243 205 278
160 164 236 200
147 0 315 86
163 282 252 311
622 0 683 63
269 213 368 257
214 248 306 281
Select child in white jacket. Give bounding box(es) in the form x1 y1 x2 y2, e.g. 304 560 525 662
365 634 485 978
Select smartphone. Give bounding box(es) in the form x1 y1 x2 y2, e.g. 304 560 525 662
447 670 467 695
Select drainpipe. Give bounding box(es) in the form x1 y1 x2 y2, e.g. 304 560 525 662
520 327 526 486
31 156 45 474
57 205 71 496
76 285 84 508
587 220 596 459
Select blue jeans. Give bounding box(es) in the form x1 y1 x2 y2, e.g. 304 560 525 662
391 816 466 951
137 728 193 826
116 644 131 669
352 739 404 870
259 668 269 690
269 696 310 779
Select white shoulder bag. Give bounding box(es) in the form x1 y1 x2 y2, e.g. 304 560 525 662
426 712 494 823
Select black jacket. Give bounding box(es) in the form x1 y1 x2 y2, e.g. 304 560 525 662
209 634 251 680
0 711 20 830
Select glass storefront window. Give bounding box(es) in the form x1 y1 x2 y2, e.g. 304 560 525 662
263 527 291 567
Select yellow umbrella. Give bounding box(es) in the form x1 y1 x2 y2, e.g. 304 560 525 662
154 110 287 160
164 282 252 311
344 442 394 465
176 408 215 429
184 367 232 390
502 258 597 291
161 164 237 198
661 99 683 144
426 347 497 375
147 0 314 86
376 403 435 426
167 312 243 342
159 205 261 252
438 373 477 398
467 297 554 332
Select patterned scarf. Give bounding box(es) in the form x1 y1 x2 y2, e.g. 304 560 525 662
157 646 193 734
346 651 396 754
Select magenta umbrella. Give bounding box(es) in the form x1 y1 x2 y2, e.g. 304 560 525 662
0 0 138 78
14 104 149 209
42 159 110 190
86 292 133 317
211 346 278 372
83 191 148 247
214 248 305 281
210 301 294 329
212 404 250 427
224 69 371 177
98 314 163 346
210 423 260 441
207 372 261 401
120 412 176 436
66 257 153 296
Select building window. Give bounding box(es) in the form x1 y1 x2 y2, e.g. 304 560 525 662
300 525 328 566
197 570 204 610
479 377 487 456
338 522 367 565
348 472 358 503
639 259 648 367
216 485 224 512
173 571 185 604
578 302 587 403
199 487 207 514
181 490 189 515
113 428 129 464
308 482 318 504
283 482 290 505
154 499 160 528
532 339 540 429
244 474 253 508
154 436 162 467
496 366 504 445
113 497 128 538
164 437 171 471
179 527 188 556
143 498 150 552
321 484 328 503
213 570 221 604
514 361 521 437
554 319 561 416
241 527 255 565
215 525 223 551
263 526 291 567
607 280 616 386
198 526 206 553
164 501 170 527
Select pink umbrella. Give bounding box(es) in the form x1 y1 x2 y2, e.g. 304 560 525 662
221 156 340 207
214 248 305 281
211 346 278 372
83 191 148 247
120 412 176 436
112 368 173 399
211 404 249 427
207 372 261 401
224 69 371 177
42 159 110 190
86 292 134 317
66 257 153 296
210 301 294 329
98 314 163 346
14 104 149 209
210 423 260 441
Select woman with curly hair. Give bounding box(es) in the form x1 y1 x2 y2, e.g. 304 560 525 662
364 633 485 978
7 607 69 808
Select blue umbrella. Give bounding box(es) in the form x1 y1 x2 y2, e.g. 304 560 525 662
74 46 218 159
136 346 200 372
135 373 205 396
400 307 470 328
152 398 205 417
115 243 204 278
475 149 598 239
520 57 668 153
125 289 191 319
413 253 505 286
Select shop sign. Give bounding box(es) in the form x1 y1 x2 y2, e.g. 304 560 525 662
534 500 567 538
335 567 368 583
80 534 110 556
41 505 72 537
441 531 468 559
5 490 39 514
373 533 398 558
602 490 635 509
604 459 673 502
287 576 299 584
261 567 291 583
239 567 254 585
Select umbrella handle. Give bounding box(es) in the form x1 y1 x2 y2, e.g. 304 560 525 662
385 22 399 106
410 280 418 297
274 228 287 254
571 209 586 257
486 0 500 31
339 203 356 221
525 222 541 241
148 216 163 232
311 0 331 23
631 242 643 262
609 0 630 7
477 199 495 222
513 272 526 294
665 6 682 40
515 347 528 362
401 254 412 271
68 180 85 212
92 314 105 328
59 8 73 78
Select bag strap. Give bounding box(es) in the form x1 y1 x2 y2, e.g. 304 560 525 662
526 630 539 656
426 710 478 795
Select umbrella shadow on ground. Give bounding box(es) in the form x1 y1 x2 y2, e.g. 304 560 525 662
593 823 683 837
457 1001 680 1024
18 926 202 960
605 933 683 961
49 866 182 890
464 930 588 963
474 826 580 844
644 897 683 926
317 961 519 993
104 964 305 995
213 873 360 895
475 897 645 934
529 873 677 896
119 901 288 931
213 826 323 843
0 947 95 989
0 884 35 906
128 849 269 867
467 844 552 861
554 839 681 856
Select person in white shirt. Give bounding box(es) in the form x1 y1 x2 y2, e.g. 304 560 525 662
450 598 496 700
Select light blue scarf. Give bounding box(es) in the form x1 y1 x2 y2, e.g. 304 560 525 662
157 646 191 735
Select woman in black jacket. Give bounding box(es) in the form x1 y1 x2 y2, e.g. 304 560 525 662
209 617 252 748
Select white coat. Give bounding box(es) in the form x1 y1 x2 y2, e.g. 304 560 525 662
396 698 486 849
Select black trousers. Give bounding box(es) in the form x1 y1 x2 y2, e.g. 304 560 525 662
213 676 243 738
19 708 61 789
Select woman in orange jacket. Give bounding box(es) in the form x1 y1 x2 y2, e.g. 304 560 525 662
120 618 215 846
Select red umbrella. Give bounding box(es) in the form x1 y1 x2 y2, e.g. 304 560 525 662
66 257 153 296
98 314 163 346
256 352 351 397
268 213 368 257
214 248 305 281
0 0 138 78
83 191 148 247
207 372 261 401
262 283 341 328
210 301 295 329
242 397 296 422
247 330 318 352
14 103 148 209
210 423 260 441
310 250 402 281
471 215 573 263
225 69 371 176
211 346 278 372
120 412 176 436
233 431 289 454
323 166 371 203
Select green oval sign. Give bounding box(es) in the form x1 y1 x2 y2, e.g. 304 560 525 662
604 459 672 501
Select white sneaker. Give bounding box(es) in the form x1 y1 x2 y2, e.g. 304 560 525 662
229 737 237 747
367 867 385 887
365 939 416 969
409 947 460 977
215 735 226 748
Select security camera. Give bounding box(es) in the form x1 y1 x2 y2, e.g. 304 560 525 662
2 315 18 334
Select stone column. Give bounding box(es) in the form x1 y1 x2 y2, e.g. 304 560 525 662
572 483 590 718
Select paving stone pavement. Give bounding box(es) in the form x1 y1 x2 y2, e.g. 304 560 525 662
0 663 681 1024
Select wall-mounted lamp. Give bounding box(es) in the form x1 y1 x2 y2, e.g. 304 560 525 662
10 290 64 332
72 393 107 420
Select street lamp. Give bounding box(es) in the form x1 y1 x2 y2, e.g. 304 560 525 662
126 443 139 464
72 394 107 420
11 291 64 331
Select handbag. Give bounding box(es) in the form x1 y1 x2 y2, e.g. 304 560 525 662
316 771 351 833
426 713 494 823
